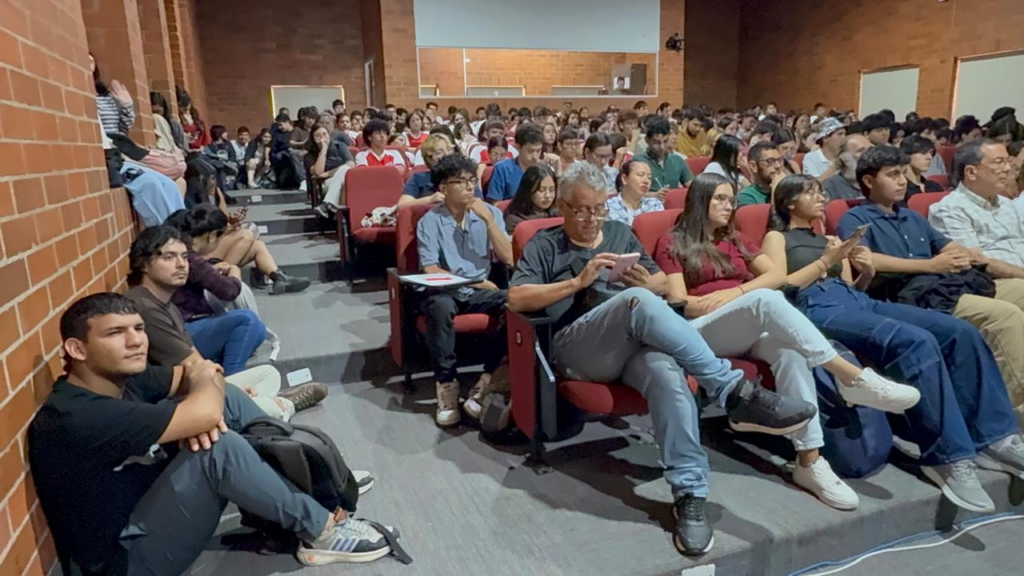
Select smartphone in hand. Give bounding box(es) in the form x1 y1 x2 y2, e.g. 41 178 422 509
607 253 641 283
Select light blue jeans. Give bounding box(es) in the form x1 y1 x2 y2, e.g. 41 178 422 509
552 288 744 498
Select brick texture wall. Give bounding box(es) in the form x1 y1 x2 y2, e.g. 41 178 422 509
361 0 385 107
0 0 137 574
683 0 739 109
175 0 206 115
197 0 367 132
737 0 1024 117
420 49 657 99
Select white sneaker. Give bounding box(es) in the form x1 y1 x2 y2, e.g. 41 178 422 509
792 457 859 510
299 180 308 192
435 381 460 427
839 368 921 413
352 470 375 495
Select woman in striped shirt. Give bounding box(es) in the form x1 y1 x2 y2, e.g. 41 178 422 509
91 53 134 138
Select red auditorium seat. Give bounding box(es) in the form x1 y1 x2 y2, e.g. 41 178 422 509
926 174 949 189
793 153 805 171
908 191 950 219
937 145 956 174
686 156 711 177
631 209 682 254
511 217 563 263
664 187 688 210
508 214 774 463
385 145 413 169
481 165 495 195
495 199 512 212
405 164 429 181
388 203 503 387
824 198 867 235
734 204 825 248
340 166 404 279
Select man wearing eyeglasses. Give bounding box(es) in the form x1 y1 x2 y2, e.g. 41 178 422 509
417 155 514 428
736 142 785 207
509 162 817 557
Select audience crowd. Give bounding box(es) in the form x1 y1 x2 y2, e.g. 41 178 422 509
29 57 1024 572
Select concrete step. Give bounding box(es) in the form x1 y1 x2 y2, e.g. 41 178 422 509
245 202 324 235
233 188 308 206
259 232 342 282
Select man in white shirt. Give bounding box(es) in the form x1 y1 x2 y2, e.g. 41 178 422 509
802 118 846 180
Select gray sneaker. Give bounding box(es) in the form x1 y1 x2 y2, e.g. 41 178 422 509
298 517 395 565
921 461 995 513
976 435 1024 480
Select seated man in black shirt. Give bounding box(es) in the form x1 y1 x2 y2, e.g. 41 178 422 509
508 162 816 556
29 294 402 573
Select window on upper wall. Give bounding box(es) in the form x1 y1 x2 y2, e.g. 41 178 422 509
953 50 1024 121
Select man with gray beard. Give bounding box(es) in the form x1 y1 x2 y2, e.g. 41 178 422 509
823 134 872 200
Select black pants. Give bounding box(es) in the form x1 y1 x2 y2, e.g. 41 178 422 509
420 288 507 382
273 150 306 189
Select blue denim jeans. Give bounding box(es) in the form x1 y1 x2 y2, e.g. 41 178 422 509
119 385 328 575
552 288 745 498
185 309 267 376
798 279 1019 465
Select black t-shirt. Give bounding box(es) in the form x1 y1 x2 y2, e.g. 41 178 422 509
510 220 659 334
29 368 177 574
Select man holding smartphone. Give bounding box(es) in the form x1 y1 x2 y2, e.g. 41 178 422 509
509 162 816 556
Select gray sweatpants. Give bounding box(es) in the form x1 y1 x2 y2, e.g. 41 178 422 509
118 385 330 575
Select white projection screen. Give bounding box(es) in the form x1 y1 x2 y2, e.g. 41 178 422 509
413 0 660 52
954 51 1024 120
859 67 919 119
270 86 345 118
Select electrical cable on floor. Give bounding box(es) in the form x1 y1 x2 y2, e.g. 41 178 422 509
788 512 1024 576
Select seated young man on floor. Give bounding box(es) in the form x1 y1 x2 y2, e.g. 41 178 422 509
417 155 514 427
125 225 327 421
507 162 817 556
29 293 399 574
839 145 1024 433
355 119 407 176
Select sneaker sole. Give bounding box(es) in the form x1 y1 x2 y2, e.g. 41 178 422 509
920 466 996 513
839 391 921 414
463 398 483 421
975 453 1024 481
792 477 858 511
674 534 714 556
297 545 391 565
286 280 312 294
435 411 460 428
357 479 374 495
728 417 812 436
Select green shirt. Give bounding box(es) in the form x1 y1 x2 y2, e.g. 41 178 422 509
737 183 771 207
637 151 694 189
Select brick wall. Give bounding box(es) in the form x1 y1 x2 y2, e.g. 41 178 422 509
197 0 367 132
683 0 739 109
737 0 1024 117
175 0 206 116
0 0 136 574
361 0 385 107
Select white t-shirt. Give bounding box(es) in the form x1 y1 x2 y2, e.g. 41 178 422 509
801 148 831 178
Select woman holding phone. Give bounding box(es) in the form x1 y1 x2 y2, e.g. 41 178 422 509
653 173 920 510
760 174 1020 513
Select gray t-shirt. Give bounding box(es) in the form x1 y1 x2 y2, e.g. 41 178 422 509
125 285 194 367
822 173 863 200
510 221 659 334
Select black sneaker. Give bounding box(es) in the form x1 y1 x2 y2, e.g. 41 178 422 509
270 271 312 295
279 382 328 412
673 494 713 556
726 380 816 436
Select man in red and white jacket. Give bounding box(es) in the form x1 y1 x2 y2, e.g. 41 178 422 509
355 119 407 176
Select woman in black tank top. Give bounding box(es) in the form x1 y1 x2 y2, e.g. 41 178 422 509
759 175 1019 514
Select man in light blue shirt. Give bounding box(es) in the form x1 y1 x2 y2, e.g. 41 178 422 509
485 124 546 202
416 155 514 428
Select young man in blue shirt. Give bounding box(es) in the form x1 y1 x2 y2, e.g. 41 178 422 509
485 123 547 203
417 155 514 427
840 145 1024 446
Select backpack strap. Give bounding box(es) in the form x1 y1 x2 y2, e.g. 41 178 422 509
359 519 413 565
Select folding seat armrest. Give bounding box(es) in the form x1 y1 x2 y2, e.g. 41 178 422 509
508 310 559 441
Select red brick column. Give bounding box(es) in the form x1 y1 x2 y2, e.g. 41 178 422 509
80 0 156 146
0 1 137 575
138 0 177 118
163 0 207 117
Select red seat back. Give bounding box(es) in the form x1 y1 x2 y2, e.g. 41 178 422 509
344 167 404 234
348 146 361 158
495 199 511 212
926 174 949 189
793 153 805 170
908 191 950 219
394 203 437 273
385 145 412 168
481 165 495 194
686 156 711 176
824 198 867 235
735 205 824 248
937 145 956 174
664 187 688 210
631 209 683 255
512 217 564 264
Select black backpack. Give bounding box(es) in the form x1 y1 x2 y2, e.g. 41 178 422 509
239 417 360 537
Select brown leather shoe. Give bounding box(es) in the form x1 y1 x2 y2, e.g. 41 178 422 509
279 382 328 412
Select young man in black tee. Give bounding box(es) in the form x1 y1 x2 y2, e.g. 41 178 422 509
29 294 402 573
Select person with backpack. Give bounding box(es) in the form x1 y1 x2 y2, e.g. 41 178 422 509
29 293 404 574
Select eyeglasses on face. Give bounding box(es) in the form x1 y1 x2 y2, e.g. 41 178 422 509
561 201 609 221
711 194 736 207
442 177 479 189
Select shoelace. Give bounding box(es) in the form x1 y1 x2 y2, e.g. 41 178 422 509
438 383 459 409
290 388 319 411
682 497 706 521
808 459 842 486
750 385 781 410
859 372 894 398
951 460 981 486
